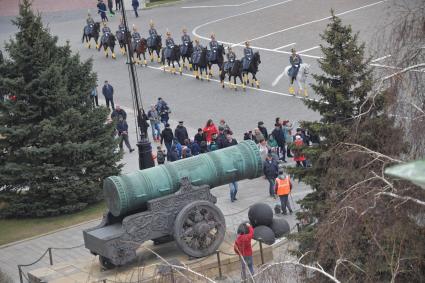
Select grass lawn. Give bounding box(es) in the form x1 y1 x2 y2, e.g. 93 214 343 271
0 202 105 246
146 0 181 8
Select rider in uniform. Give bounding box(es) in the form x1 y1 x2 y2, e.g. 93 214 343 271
131 25 141 50
100 22 115 58
208 33 219 77
117 18 126 54
225 46 236 73
164 31 176 72
148 20 159 61
242 41 254 70
192 38 203 79
85 12 96 48
180 28 192 69
289 48 302 94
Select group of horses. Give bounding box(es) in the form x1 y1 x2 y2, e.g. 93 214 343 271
82 22 262 91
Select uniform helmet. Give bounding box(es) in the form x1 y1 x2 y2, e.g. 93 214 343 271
132 24 137 31
182 27 187 33
166 30 171 36
291 48 296 53
227 46 232 51
194 37 199 43
149 20 154 27
210 33 215 39
245 41 250 47
103 22 107 26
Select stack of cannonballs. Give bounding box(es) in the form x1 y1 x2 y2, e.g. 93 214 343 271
248 203 290 245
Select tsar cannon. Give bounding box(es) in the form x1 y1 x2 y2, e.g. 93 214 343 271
83 140 262 268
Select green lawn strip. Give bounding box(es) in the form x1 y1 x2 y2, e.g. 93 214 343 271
0 202 105 246
146 0 181 8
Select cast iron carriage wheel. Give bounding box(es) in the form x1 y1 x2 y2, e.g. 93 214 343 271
173 201 226 258
99 255 115 270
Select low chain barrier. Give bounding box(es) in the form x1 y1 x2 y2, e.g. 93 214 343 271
17 244 84 283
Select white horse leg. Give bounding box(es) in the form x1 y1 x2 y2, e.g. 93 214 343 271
297 77 303 95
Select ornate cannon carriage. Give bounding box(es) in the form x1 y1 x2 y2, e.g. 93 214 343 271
83 140 262 268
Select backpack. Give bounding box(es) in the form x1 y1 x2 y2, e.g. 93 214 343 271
157 150 165 164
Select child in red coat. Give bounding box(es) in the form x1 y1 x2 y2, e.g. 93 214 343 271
234 222 254 277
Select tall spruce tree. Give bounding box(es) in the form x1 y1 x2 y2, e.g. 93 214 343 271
289 11 374 252
0 0 122 218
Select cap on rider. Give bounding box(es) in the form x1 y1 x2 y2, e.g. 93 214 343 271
210 33 215 40
149 20 154 27
245 41 250 47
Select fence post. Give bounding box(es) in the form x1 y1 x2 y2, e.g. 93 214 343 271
48 248 53 265
18 265 24 283
259 239 264 265
215 250 226 280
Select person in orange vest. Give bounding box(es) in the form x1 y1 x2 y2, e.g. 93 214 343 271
275 170 293 215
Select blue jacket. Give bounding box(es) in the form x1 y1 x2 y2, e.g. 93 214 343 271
132 0 139 8
102 84 114 99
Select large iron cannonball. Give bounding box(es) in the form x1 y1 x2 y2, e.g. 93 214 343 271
248 203 274 227
270 218 290 238
253 225 275 245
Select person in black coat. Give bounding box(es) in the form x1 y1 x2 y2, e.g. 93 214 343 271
102 80 114 110
222 133 239 202
160 123 174 160
194 128 206 144
131 0 139 17
263 153 279 197
174 121 189 145
271 123 286 162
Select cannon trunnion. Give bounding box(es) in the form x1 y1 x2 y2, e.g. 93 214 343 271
83 140 262 268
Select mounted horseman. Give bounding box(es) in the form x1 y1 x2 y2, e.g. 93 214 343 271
192 38 207 80
132 25 147 65
115 17 128 55
288 48 302 94
180 27 193 71
82 12 100 49
207 33 225 80
161 31 181 74
98 22 116 59
147 20 162 63
220 46 244 90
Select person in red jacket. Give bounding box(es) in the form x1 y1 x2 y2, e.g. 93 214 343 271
203 119 218 144
293 135 307 167
234 222 254 278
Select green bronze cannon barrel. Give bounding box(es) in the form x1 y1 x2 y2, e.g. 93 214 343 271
104 140 262 217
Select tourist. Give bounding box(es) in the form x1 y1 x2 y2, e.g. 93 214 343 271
147 105 161 142
263 153 279 197
258 121 268 140
194 128 206 144
203 119 218 144
90 85 99 108
234 222 255 279
222 132 238 202
174 121 189 145
102 80 114 110
116 116 134 153
156 145 165 165
111 105 127 120
160 123 174 160
271 123 286 162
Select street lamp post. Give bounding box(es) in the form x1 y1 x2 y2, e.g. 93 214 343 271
119 0 155 170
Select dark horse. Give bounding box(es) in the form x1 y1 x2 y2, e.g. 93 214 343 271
180 41 193 71
207 44 225 80
220 60 244 91
147 35 162 63
243 52 261 88
192 47 209 80
161 45 181 74
98 33 116 59
82 22 100 49
115 29 130 55
133 38 148 66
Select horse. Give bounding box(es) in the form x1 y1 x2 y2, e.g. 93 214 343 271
220 60 244 91
98 33 117 59
192 47 209 80
243 52 261 88
82 22 100 49
161 45 181 74
115 29 130 55
180 41 193 71
272 63 310 96
133 38 148 66
147 35 162 63
207 44 225 80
